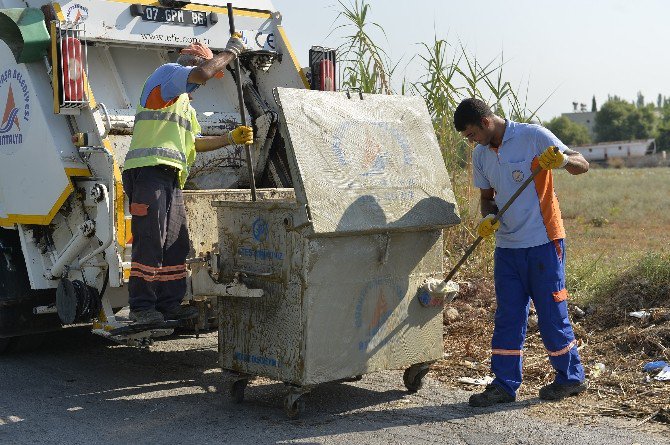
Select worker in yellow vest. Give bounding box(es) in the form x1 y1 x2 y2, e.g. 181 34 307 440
122 37 252 324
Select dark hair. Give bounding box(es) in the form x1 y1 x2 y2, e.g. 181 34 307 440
453 98 493 131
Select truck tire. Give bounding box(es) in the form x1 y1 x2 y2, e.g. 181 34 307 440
0 228 60 341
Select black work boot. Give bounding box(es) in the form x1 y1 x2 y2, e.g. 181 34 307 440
468 384 516 407
129 308 164 325
161 304 199 321
539 380 588 401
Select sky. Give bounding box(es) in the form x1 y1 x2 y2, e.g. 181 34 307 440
272 0 668 122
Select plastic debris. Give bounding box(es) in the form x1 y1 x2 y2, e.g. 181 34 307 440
457 376 494 386
655 366 670 381
445 307 460 323
643 361 668 372
591 363 606 378
628 311 651 322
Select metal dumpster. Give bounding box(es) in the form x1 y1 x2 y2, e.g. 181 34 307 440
210 88 460 417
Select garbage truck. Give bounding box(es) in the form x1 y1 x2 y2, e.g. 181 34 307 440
0 0 460 416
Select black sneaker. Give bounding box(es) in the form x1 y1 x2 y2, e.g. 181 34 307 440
468 384 516 407
129 308 164 325
539 380 588 400
160 305 199 321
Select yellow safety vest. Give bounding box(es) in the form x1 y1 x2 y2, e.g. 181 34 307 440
124 92 201 189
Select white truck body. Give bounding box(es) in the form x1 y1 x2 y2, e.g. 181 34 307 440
0 0 309 338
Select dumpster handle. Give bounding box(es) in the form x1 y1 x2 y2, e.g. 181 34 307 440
234 269 273 277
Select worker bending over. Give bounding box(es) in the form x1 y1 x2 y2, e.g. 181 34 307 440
453 98 589 407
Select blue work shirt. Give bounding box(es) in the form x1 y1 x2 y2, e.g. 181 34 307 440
140 63 200 109
472 120 568 248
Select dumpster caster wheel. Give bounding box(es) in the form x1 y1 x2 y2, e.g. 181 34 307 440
230 379 248 404
284 395 305 419
343 375 363 382
403 364 430 393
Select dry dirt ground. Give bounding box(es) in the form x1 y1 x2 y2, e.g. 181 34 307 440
431 278 670 431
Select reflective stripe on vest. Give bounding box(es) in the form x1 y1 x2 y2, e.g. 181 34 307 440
134 110 193 133
124 84 200 189
125 147 187 163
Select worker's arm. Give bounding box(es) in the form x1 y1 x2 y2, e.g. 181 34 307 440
194 135 231 152
476 188 501 238
480 188 498 218
188 35 245 85
194 126 253 152
538 146 589 175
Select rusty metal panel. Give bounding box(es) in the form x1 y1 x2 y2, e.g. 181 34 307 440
275 87 460 236
183 188 294 258
214 196 445 385
214 201 306 383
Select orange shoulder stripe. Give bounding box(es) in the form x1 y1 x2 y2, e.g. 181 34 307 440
531 157 565 241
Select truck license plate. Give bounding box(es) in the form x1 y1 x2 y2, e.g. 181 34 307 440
141 6 208 27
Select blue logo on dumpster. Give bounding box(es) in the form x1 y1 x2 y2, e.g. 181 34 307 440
252 217 269 242
233 351 278 367
354 277 405 352
331 121 414 176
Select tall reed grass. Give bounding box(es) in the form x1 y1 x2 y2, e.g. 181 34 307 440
334 0 547 278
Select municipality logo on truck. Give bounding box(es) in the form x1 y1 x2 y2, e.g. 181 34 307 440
0 67 30 150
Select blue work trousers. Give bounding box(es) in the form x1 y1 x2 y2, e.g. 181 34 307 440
491 239 585 396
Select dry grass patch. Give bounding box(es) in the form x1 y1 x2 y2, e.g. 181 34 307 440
433 167 670 428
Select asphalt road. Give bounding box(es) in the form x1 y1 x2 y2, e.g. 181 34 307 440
0 327 668 445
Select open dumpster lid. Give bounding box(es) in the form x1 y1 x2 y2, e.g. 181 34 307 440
275 88 460 236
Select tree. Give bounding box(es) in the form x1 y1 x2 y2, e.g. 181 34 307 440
591 95 597 112
545 116 591 146
636 91 645 108
656 101 670 151
595 98 658 142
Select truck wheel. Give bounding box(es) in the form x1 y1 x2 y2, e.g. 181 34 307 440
0 338 10 354
8 334 45 353
0 228 59 338
0 228 31 306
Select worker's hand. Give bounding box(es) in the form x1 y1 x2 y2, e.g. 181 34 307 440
476 214 500 238
229 125 253 145
224 32 247 58
538 146 568 170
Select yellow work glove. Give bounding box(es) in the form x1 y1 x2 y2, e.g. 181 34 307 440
229 126 253 145
476 214 500 238
538 146 568 170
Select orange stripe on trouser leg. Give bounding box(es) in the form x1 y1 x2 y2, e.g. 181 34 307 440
131 262 186 273
552 288 568 303
547 339 577 357
492 348 523 356
160 264 187 272
130 270 187 282
131 262 162 272
531 157 565 241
